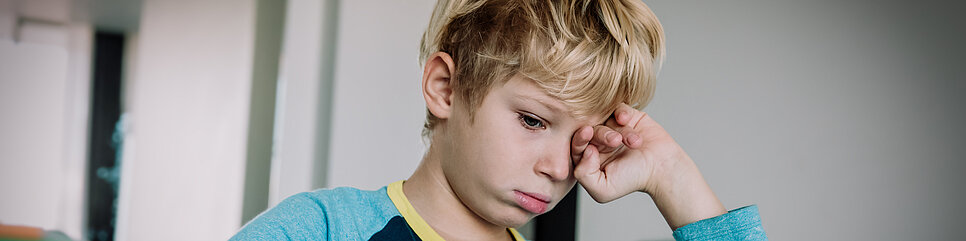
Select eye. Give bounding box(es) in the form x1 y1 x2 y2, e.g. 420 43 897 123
518 112 546 130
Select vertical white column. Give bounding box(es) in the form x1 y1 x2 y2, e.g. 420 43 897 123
115 0 258 240
240 0 285 225
60 21 93 241
267 0 339 206
0 0 91 239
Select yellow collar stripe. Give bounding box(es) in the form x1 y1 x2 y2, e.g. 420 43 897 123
387 180 446 240
386 180 525 241
509 227 525 240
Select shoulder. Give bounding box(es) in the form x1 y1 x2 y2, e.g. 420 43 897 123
300 186 400 221
231 186 399 240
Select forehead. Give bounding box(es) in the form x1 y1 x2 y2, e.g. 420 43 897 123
497 76 611 126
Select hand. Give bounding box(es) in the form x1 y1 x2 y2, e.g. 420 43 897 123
570 103 684 201
570 103 726 229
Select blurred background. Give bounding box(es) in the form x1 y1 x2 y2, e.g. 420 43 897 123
1 0 964 240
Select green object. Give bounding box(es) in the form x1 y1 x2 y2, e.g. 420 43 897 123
0 231 74 241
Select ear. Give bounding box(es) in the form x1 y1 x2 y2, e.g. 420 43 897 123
422 52 457 120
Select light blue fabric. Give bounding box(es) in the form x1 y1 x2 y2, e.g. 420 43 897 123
231 186 400 240
232 185 766 240
672 205 767 241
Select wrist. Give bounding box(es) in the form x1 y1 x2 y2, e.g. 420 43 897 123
638 147 693 195
643 152 726 230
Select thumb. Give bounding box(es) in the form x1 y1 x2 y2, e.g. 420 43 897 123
573 145 618 203
574 144 601 182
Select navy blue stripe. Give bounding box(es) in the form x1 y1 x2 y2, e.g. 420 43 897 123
369 216 422 241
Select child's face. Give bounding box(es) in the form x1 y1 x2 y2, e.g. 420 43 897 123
438 74 608 227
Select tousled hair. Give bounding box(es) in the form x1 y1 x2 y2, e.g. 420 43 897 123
420 0 665 137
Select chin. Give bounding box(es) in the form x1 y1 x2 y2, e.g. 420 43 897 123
499 218 531 229
492 207 537 228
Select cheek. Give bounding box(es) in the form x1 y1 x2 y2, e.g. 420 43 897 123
447 118 525 177
475 122 533 175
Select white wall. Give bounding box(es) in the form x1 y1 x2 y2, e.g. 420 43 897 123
0 40 71 234
0 0 91 239
325 0 435 190
115 0 260 240
578 1 966 240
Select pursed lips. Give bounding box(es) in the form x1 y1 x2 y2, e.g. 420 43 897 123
513 190 551 214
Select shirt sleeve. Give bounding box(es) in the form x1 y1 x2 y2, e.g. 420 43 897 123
230 193 330 241
671 205 767 241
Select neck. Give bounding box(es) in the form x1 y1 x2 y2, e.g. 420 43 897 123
403 145 511 241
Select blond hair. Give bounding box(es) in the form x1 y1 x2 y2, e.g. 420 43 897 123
420 0 665 137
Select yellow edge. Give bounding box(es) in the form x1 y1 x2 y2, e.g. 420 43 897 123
508 227 525 240
387 180 446 241
387 180 527 241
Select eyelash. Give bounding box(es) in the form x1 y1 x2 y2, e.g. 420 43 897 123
517 112 547 130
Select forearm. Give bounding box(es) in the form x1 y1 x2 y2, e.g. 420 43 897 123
646 152 726 230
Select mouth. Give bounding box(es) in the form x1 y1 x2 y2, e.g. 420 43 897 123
513 190 550 214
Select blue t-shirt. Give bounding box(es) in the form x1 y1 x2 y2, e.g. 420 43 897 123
231 181 766 240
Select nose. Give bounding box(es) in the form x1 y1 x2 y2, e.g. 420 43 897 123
534 136 573 182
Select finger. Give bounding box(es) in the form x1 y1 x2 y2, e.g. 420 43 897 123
570 126 594 163
573 145 618 203
612 103 644 128
573 144 603 185
614 108 631 126
590 125 623 153
606 104 645 149
620 129 643 148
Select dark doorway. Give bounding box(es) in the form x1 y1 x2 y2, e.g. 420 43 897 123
86 31 125 241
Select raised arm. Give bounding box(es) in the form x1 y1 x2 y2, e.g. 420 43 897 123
571 103 766 240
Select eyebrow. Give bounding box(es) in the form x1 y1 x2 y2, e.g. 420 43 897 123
513 94 566 114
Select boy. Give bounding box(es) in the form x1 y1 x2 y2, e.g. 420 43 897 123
233 0 766 240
